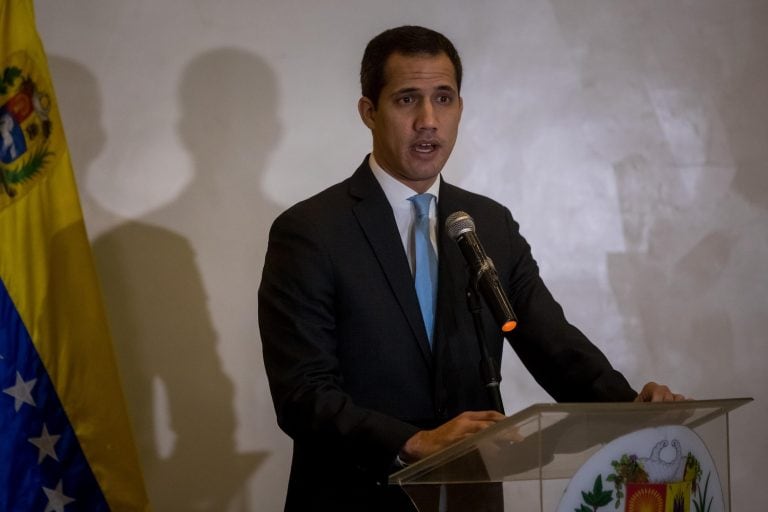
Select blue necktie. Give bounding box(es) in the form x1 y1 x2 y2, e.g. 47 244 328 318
409 193 438 346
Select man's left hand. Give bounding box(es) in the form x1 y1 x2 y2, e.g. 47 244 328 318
634 382 687 402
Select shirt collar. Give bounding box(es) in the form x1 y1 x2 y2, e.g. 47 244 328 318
369 153 441 206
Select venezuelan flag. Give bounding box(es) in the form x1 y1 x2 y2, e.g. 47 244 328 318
0 1 150 510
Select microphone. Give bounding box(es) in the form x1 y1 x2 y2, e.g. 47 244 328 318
445 211 518 332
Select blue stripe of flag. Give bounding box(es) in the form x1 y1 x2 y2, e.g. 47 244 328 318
0 278 109 511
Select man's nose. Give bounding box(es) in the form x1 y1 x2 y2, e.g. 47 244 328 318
415 101 437 130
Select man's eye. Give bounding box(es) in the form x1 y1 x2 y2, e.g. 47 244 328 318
437 95 452 104
399 96 414 104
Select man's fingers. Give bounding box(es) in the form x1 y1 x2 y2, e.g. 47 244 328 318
400 410 509 462
456 410 506 422
635 382 687 402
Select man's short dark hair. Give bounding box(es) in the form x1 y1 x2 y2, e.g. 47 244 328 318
360 25 462 107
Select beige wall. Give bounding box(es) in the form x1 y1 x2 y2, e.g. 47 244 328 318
37 1 767 510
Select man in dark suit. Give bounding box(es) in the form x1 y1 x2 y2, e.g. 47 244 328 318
258 25 683 511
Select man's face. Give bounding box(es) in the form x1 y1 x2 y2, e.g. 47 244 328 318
359 52 463 193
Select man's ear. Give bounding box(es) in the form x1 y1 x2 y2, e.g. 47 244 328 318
358 96 376 129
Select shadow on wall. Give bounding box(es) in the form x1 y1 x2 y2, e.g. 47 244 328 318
608 154 736 377
49 48 282 511
552 1 768 393
546 0 768 392
722 5 768 212
605 2 768 391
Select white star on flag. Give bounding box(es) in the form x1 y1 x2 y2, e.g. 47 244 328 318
2 371 37 411
28 423 61 463
43 480 75 512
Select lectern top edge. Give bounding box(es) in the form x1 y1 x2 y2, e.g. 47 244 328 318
389 397 753 485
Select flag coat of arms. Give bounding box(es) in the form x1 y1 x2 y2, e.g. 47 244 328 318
1 1 150 510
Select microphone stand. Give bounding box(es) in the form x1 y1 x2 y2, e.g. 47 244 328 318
466 284 505 414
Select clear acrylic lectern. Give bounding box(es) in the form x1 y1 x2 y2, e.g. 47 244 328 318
389 398 751 512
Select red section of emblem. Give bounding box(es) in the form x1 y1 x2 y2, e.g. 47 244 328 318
4 91 34 123
626 483 666 512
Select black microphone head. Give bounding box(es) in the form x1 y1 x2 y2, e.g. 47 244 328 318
445 211 475 240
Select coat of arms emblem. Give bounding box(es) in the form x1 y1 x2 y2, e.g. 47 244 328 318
559 426 724 512
0 51 56 208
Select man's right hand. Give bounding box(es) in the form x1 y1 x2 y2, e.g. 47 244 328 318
398 410 506 464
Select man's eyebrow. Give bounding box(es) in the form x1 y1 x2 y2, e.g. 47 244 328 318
391 86 421 96
435 84 457 92
391 84 457 96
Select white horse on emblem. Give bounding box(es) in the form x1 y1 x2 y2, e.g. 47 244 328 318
639 439 684 483
0 112 20 162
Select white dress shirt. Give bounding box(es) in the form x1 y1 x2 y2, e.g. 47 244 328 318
369 154 440 275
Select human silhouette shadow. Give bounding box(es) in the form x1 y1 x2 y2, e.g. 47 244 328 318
602 21 768 383
721 14 768 213
542 2 748 388
49 49 280 511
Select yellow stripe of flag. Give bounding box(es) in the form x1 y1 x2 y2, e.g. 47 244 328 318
1 1 150 509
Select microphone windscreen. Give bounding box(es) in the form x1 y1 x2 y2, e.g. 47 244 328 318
445 211 475 240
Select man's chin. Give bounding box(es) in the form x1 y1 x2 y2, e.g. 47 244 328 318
407 153 449 176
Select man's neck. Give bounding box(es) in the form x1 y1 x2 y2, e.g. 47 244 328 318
369 153 441 196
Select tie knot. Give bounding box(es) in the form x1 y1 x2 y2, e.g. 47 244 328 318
409 193 434 218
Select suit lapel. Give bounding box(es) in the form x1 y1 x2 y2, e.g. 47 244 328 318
436 180 470 299
434 181 472 368
349 160 433 367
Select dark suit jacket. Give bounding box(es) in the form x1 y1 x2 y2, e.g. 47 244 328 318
258 157 636 511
